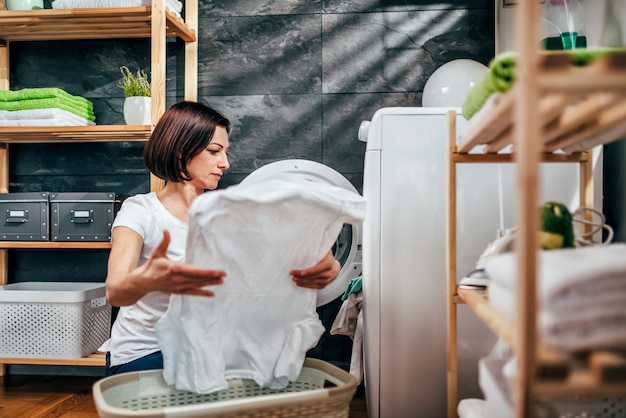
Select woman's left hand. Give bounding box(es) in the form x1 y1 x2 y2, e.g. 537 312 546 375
291 250 340 289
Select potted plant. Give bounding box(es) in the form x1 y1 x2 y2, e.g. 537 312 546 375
117 66 152 125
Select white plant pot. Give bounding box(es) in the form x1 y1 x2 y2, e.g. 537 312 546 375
123 96 152 125
6 0 43 10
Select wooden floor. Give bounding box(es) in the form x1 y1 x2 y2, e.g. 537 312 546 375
0 374 368 418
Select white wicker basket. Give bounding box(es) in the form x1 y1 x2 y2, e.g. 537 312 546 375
93 358 358 418
0 281 110 358
479 357 626 418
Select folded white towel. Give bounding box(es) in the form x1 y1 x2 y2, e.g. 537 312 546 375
540 310 626 352
485 244 626 314
457 398 488 418
488 268 626 352
486 281 515 325
52 0 149 8
52 0 182 16
0 108 95 126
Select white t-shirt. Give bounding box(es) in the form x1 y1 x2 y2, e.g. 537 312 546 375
155 176 367 393
99 192 188 367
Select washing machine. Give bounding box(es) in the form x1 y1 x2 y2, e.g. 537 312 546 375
240 159 363 307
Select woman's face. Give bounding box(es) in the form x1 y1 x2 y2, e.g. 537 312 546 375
186 126 230 190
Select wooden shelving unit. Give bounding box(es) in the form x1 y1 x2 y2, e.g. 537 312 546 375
446 2 626 417
0 7 195 42
0 125 151 143
0 1 198 370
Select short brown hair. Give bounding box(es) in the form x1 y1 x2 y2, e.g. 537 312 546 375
143 101 231 182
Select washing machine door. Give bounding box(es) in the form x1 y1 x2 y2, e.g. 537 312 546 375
240 159 362 307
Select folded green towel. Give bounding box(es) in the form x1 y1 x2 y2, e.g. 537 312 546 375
0 98 95 121
461 52 516 120
341 276 362 301
0 88 93 111
461 48 625 120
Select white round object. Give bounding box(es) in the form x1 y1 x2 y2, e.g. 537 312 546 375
241 159 362 307
6 0 43 10
123 96 152 125
422 59 488 107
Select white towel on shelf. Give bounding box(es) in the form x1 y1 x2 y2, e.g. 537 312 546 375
486 244 626 352
0 109 95 126
540 307 626 352
486 281 515 325
457 398 488 418
52 0 149 8
486 244 626 312
52 0 183 16
155 175 367 394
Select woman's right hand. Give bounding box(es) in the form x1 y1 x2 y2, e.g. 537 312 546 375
105 228 225 307
142 230 225 296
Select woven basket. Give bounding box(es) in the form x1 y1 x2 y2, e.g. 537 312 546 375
93 358 358 418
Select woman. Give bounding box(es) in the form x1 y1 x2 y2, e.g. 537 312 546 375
102 101 340 375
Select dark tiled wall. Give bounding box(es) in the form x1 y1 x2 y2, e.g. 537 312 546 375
6 0 494 373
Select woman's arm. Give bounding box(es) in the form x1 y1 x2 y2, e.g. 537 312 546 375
290 250 340 290
105 227 225 307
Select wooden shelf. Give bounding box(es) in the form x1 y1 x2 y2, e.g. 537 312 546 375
0 125 151 143
457 51 626 155
0 7 196 42
457 287 626 397
0 352 105 367
0 0 199 374
0 241 111 249
451 150 590 164
457 287 514 344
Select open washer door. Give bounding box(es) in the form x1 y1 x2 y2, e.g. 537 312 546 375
240 159 362 307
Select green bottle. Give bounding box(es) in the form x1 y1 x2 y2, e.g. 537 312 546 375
542 0 587 50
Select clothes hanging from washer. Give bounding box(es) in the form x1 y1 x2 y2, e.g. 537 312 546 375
330 290 364 384
155 175 367 394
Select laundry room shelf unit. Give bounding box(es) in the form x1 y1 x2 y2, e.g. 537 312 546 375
0 1 198 371
445 1 626 417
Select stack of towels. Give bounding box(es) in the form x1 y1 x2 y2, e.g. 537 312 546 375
0 88 95 126
486 244 626 353
51 0 183 17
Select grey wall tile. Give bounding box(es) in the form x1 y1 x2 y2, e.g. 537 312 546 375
199 0 321 17
322 9 493 94
321 92 419 177
203 94 323 177
198 14 322 95
323 0 492 13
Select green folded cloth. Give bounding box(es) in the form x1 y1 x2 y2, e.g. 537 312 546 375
0 98 95 121
461 52 516 120
461 48 625 120
0 88 93 111
341 276 362 301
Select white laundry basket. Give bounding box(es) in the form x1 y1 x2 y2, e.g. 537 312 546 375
0 281 111 359
93 357 357 418
479 357 626 418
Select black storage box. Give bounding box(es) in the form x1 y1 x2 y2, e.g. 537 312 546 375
0 192 49 241
50 192 117 242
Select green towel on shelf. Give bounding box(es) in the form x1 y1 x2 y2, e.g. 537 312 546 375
0 88 94 111
0 98 95 121
461 48 625 120
461 52 517 120
341 276 362 301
